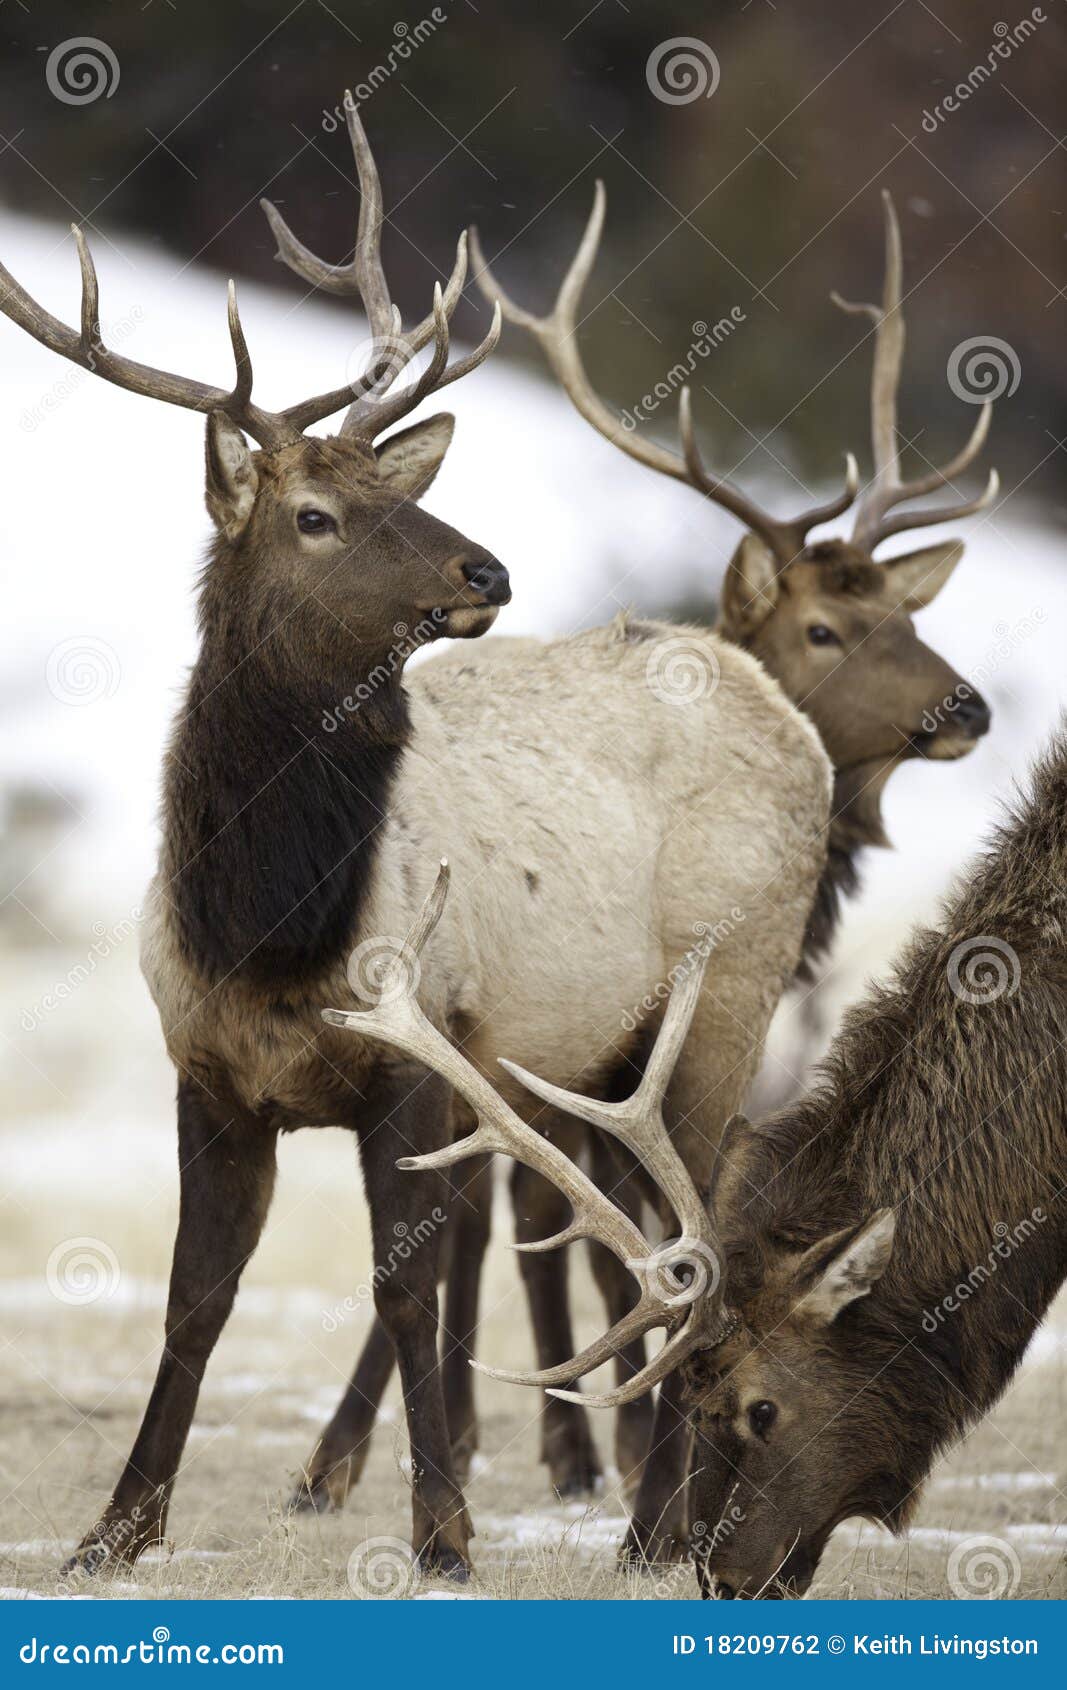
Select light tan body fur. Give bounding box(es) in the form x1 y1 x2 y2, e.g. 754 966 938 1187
142 616 830 1172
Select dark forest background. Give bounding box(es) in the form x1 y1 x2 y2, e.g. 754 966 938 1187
2 0 1064 511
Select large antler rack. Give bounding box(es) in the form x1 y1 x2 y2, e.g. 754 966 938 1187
323 862 736 1409
832 190 998 551
469 183 858 566
0 101 498 451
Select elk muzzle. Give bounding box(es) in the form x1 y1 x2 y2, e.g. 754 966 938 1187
915 682 992 760
420 551 511 639
460 555 512 606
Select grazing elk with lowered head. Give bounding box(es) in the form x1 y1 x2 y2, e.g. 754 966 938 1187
391 185 996 1524
345 720 1066 1595
4 106 834 1578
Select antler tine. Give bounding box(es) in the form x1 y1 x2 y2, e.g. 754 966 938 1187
834 190 997 551
323 865 735 1402
471 184 689 487
341 288 502 439
474 188 855 561
871 466 1000 543
260 95 393 336
71 225 100 353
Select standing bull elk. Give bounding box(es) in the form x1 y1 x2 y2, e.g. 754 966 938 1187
342 722 1066 1596
329 184 997 1527
3 105 836 1576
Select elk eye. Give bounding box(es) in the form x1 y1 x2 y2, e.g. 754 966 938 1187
297 508 336 536
748 1400 777 1437
807 623 840 647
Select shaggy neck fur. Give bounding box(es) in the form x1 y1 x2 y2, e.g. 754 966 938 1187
739 732 1067 1501
797 758 896 977
162 553 410 988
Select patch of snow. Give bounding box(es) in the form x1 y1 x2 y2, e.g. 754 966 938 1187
932 1471 1059 1492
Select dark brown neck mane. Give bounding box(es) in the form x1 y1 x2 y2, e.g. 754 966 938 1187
161 562 410 989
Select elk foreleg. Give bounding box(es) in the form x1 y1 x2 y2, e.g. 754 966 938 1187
63 1078 277 1575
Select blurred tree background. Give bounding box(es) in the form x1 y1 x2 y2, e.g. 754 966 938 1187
1 0 1064 511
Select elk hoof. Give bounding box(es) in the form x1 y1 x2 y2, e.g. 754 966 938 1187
618 1522 689 1570
287 1478 339 1515
552 1459 602 1502
417 1543 470 1583
543 1427 602 1500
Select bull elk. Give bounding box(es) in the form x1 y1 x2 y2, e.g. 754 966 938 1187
4 103 836 1577
343 718 1066 1595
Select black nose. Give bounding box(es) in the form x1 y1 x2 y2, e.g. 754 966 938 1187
461 556 511 606
954 688 992 738
716 1581 736 1600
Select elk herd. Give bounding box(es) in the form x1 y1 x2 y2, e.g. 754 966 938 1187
4 99 1063 1600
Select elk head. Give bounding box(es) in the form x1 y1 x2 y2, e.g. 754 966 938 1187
679 1200 907 1599
471 188 997 834
0 101 509 657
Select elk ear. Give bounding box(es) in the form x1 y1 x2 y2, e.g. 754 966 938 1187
884 540 963 612
704 1112 757 1231
376 412 455 501
205 412 258 539
795 1209 896 1325
718 535 781 639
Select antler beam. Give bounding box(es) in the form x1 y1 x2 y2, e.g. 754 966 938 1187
470 183 857 565
832 190 998 550
322 862 736 1408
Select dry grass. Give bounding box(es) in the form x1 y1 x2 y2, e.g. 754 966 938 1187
2 947 1065 1602
1 1166 1064 1602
